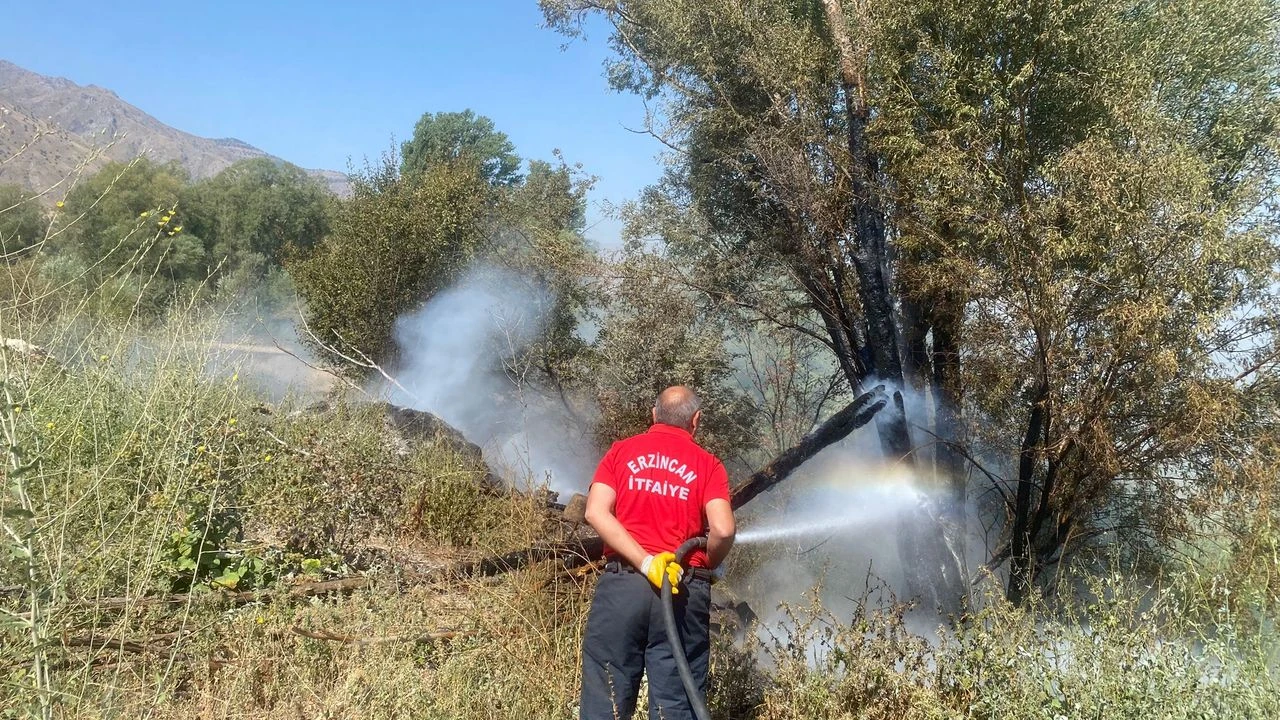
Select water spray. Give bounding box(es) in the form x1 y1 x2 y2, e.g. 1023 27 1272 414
735 479 929 546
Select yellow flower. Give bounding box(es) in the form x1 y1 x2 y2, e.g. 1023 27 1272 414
196 444 207 454
55 200 65 208
12 406 20 413
256 616 265 624
174 225 183 233
45 422 55 430
228 417 237 426
99 354 109 362
263 454 273 462
139 211 150 218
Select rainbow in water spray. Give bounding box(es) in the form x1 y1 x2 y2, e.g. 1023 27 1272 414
735 462 930 545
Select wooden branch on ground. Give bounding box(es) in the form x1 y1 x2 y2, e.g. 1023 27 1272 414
61 630 188 655
84 576 372 611
290 625 465 646
43 624 460 676
430 387 891 578
412 536 606 584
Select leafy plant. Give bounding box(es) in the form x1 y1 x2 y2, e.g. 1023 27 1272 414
161 501 271 592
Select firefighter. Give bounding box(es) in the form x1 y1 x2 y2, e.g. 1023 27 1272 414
579 385 736 720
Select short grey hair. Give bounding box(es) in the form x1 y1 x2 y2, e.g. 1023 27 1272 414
654 386 701 430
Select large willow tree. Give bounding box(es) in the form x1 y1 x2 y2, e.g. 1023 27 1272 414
543 0 1280 605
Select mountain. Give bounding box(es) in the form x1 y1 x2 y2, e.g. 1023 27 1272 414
0 60 350 200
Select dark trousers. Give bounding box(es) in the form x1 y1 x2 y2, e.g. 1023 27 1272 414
580 568 711 720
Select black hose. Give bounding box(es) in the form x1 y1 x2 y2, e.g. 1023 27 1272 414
662 536 711 720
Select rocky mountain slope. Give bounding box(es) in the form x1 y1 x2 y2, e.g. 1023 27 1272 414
0 59 349 199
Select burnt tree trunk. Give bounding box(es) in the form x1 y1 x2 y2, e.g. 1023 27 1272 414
821 0 966 609
930 297 970 585
1007 383 1048 604
901 297 932 393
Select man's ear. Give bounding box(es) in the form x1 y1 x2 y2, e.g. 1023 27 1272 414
652 406 658 424
691 409 702 431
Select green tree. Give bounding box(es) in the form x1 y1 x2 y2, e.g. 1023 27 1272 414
489 157 597 406
183 157 332 277
875 0 1280 602
0 185 47 261
589 248 760 466
56 159 205 310
401 110 522 187
544 0 1280 605
289 156 492 365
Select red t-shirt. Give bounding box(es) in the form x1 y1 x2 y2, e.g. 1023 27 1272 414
592 423 730 568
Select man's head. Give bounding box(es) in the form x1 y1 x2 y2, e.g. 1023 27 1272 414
653 385 701 433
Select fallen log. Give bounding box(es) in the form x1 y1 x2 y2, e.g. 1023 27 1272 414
63 387 890 610
62 630 188 654
430 386 890 578
415 536 605 583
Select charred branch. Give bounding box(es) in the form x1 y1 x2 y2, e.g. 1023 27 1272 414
731 385 888 508
289 626 465 646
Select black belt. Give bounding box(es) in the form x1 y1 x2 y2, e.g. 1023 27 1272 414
603 560 713 582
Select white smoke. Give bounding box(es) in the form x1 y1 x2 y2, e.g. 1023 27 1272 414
386 266 596 497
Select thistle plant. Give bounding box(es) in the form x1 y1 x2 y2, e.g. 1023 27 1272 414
0 358 53 720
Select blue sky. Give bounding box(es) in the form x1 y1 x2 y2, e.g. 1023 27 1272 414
2 0 664 247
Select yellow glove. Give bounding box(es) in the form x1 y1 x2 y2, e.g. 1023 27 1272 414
640 552 684 594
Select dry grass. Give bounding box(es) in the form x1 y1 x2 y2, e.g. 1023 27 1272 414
1 187 1277 719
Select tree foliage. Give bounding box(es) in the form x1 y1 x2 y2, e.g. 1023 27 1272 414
543 0 1280 603
589 247 760 466
183 157 332 276
289 155 492 365
0 184 47 261
56 159 206 309
876 0 1280 601
46 157 339 314
401 110 523 187
489 157 598 399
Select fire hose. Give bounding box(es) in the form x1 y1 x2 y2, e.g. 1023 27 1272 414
661 536 711 720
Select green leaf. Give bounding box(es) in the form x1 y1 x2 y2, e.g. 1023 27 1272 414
212 570 242 589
